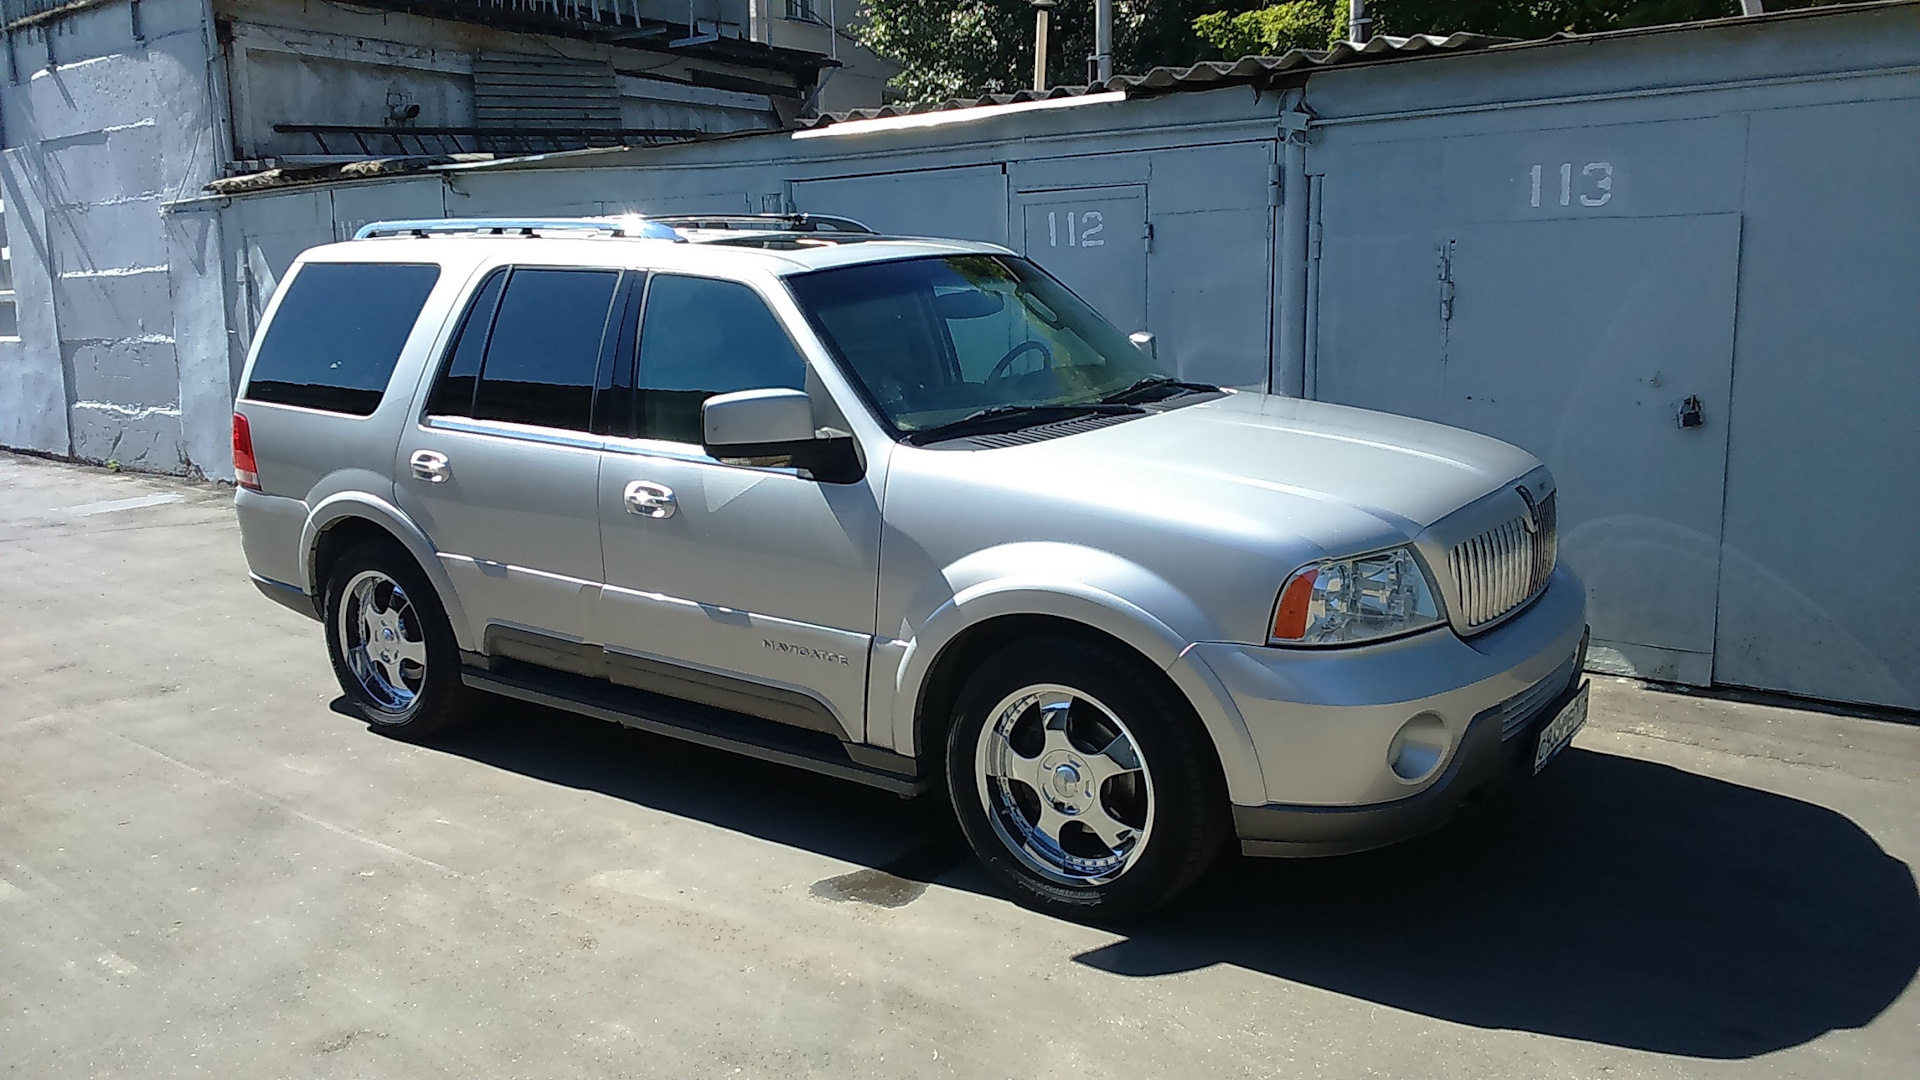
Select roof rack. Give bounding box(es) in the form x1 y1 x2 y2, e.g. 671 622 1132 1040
352 217 683 241
650 213 875 234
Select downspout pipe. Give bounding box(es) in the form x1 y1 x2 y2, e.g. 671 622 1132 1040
1091 0 1113 84
1273 102 1312 397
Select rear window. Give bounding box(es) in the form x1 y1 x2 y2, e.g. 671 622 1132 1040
243 262 441 416
471 269 621 431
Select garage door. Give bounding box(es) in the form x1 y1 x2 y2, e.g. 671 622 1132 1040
791 164 1009 245
1013 185 1149 335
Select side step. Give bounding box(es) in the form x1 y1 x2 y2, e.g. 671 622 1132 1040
462 665 931 797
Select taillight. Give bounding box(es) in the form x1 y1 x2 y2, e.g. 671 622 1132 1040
232 412 261 491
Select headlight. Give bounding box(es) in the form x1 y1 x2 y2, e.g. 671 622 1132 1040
1269 546 1442 646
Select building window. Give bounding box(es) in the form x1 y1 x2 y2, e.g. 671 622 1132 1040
785 0 821 23
0 196 16 339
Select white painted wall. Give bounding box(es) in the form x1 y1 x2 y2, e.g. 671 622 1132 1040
0 0 226 473
0 0 803 475
749 1 896 111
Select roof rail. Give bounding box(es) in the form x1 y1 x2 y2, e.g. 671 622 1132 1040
649 213 875 234
352 217 683 241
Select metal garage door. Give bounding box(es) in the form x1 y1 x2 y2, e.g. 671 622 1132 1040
1309 115 1750 686
791 164 1010 245
1713 96 1920 710
1441 215 1740 685
1013 185 1150 335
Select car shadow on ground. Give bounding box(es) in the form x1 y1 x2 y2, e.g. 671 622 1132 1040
385 698 1920 1060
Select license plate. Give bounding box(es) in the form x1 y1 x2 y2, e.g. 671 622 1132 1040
1533 681 1590 774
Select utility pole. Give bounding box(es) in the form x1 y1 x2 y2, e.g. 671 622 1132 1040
1031 0 1056 92
1090 0 1113 85
1348 0 1371 43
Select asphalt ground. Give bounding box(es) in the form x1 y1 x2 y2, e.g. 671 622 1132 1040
3 451 1916 1079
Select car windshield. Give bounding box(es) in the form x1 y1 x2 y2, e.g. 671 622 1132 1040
785 255 1172 435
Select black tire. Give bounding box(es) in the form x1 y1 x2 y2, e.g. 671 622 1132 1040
945 635 1229 921
322 539 475 739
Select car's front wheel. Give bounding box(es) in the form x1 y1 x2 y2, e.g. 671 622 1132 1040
946 636 1229 921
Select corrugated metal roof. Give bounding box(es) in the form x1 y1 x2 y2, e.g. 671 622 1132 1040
796 32 1507 128
201 2 1919 192
796 2 1918 129
1110 32 1507 91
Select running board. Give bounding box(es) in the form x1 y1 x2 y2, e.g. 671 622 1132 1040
462 666 930 797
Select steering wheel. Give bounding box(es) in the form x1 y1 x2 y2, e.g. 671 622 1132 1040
986 340 1055 382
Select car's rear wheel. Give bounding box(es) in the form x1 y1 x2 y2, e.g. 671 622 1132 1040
323 540 474 738
946 635 1228 920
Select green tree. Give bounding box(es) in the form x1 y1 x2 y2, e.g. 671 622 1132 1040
856 1 1855 103
1367 0 1735 38
854 1 1279 102
1365 0 1853 39
1193 1 1344 57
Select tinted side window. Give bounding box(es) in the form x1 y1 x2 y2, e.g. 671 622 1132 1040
426 268 507 417
635 275 806 444
244 262 440 415
472 269 620 431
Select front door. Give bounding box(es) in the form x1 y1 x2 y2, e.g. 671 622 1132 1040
395 264 624 645
595 272 883 741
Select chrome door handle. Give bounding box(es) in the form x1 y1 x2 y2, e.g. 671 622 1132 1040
410 449 451 483
624 480 677 519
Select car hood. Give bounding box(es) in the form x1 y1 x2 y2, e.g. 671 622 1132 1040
986 391 1540 540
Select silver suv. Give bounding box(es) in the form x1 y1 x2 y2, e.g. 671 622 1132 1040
233 214 1589 919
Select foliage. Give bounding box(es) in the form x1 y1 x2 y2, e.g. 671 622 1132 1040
853 1 1282 102
1366 0 1852 39
1193 1 1343 57
855 1 1858 103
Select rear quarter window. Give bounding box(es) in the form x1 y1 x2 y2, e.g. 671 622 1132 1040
243 262 441 416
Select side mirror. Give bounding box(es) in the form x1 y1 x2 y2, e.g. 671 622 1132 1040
701 388 862 484
1128 331 1157 359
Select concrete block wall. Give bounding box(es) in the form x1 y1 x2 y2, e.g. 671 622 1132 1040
0 0 226 474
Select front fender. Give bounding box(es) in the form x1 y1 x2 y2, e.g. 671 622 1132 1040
887 543 1266 805
300 489 477 652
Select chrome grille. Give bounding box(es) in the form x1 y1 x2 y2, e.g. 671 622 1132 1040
1449 491 1557 630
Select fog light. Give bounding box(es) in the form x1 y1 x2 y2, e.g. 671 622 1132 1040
1388 714 1450 783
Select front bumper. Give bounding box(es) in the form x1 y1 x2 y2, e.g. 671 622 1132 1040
1233 666 1587 856
1169 564 1589 853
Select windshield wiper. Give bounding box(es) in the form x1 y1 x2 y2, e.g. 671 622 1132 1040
903 403 1140 446
1096 375 1220 405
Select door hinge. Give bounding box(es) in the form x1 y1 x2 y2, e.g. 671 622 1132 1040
1268 160 1282 207
1437 239 1456 323
1142 221 1154 253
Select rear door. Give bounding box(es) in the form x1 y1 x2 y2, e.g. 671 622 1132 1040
395 264 624 645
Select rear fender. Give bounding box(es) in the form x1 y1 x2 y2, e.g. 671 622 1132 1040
301 489 476 652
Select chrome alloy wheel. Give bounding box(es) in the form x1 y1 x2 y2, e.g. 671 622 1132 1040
337 569 428 717
974 684 1155 886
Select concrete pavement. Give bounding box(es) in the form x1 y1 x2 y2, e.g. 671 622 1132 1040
2 451 1916 1079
